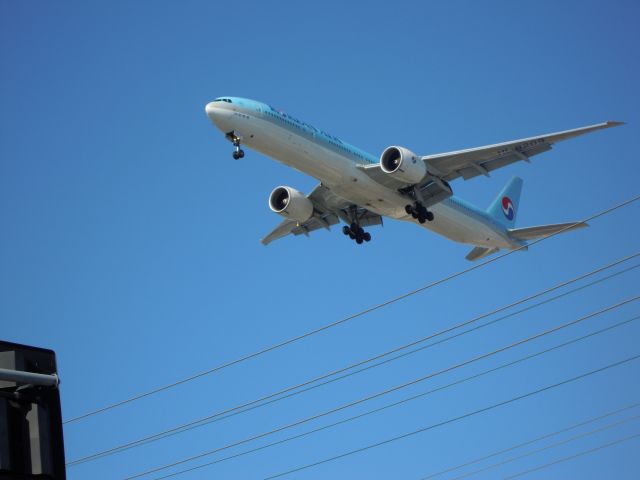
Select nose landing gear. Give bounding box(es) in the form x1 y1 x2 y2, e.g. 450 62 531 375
342 223 371 244
226 131 245 160
405 203 434 224
232 139 245 160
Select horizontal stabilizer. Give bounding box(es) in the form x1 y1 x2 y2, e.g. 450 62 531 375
465 246 499 261
508 222 588 241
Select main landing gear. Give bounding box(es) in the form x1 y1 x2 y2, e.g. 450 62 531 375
226 131 245 160
342 223 371 245
405 203 434 224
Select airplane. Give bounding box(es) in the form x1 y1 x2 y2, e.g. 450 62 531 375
205 97 622 260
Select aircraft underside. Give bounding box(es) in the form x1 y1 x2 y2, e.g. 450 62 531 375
205 97 616 256
231 118 512 249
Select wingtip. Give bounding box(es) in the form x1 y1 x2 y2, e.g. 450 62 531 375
606 121 625 127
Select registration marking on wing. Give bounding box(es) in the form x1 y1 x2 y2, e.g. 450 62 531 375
497 138 546 156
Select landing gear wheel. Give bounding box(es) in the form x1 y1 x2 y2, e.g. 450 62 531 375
344 221 371 245
238 149 245 158
410 200 434 223
232 151 241 160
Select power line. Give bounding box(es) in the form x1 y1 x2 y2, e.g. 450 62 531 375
144 316 640 480
503 432 640 479
448 414 640 479
64 194 640 425
261 355 640 480
67 257 639 467
422 402 640 479
121 297 638 479
121 298 638 478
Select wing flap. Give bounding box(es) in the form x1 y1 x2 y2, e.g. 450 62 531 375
454 144 552 181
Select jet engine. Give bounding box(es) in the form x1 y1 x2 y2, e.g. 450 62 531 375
380 146 426 185
268 186 314 223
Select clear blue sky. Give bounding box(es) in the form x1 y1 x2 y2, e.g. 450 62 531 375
1 1 639 479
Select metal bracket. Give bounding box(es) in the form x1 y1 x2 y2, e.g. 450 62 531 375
0 367 59 388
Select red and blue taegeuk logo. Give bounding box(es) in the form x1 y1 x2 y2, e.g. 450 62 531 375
502 196 515 220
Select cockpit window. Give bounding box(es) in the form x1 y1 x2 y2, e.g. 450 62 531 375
213 98 233 103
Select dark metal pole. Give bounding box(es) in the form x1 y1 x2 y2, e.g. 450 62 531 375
0 368 59 388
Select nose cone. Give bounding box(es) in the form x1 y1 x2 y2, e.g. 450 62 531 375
205 101 219 118
205 101 232 132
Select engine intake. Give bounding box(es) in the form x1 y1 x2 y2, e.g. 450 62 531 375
268 186 314 223
380 146 426 185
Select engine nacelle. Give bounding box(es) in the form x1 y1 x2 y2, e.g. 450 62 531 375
268 186 314 223
380 146 426 185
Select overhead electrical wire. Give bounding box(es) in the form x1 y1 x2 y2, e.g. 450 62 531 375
421 402 640 479
502 432 640 479
67 257 639 467
447 414 640 479
64 194 640 425
260 355 640 480
119 297 638 479
140 316 640 480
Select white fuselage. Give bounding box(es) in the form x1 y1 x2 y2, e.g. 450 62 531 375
206 98 518 249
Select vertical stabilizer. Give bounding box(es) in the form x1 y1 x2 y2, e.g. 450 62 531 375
487 176 523 229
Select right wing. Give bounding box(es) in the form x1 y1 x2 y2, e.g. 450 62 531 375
261 184 382 245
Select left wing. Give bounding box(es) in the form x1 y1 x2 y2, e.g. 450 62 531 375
358 121 623 190
261 184 382 245
422 121 623 182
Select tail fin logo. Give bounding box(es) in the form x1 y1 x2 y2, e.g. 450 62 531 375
502 196 515 220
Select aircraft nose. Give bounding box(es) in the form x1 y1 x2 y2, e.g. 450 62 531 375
205 101 233 132
205 101 219 118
